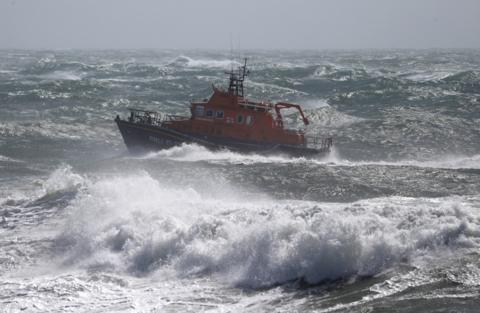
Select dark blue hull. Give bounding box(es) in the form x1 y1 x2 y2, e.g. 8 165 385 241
116 119 329 157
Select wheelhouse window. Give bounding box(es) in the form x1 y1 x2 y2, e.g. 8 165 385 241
215 111 224 119
194 105 205 117
206 109 213 118
237 114 244 124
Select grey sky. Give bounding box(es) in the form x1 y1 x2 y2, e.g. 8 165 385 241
1 0 479 49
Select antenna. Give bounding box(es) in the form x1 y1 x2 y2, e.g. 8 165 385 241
226 58 248 97
229 32 234 72
236 36 241 69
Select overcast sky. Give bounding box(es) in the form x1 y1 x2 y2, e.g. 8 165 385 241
1 0 479 50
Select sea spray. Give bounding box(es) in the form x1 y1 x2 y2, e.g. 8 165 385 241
51 167 480 288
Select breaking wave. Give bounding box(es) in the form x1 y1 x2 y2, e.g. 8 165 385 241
168 55 239 69
42 164 85 195
335 154 480 170
403 70 457 82
2 49 480 311
136 143 297 164
0 120 117 141
52 168 480 288
133 143 480 170
0 154 23 163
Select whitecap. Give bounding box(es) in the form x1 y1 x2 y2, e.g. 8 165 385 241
42 70 83 81
136 143 296 165
42 164 85 195
322 154 480 170
403 70 455 82
0 154 23 163
52 170 480 288
169 55 240 69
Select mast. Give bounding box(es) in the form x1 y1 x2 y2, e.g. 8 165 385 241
226 58 248 97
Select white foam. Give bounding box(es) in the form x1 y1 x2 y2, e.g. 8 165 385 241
403 70 455 82
42 164 85 195
304 106 364 128
325 154 480 170
169 55 239 69
302 99 330 109
42 70 82 81
277 102 364 129
247 80 308 95
137 143 297 165
0 120 117 141
51 166 480 288
310 63 338 78
392 155 480 169
135 143 480 170
0 154 23 163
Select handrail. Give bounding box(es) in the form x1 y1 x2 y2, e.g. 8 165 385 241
304 136 333 150
126 109 188 126
126 109 163 126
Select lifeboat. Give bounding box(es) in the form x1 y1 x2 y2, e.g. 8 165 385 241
115 59 332 156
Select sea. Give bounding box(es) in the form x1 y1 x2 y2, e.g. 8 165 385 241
1 49 480 312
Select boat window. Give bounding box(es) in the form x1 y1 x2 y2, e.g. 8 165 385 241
237 114 244 124
246 115 253 126
195 105 205 117
215 111 224 119
206 109 213 118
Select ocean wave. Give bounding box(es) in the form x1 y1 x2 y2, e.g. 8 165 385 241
403 70 456 82
3 49 480 312
21 57 93 76
42 164 85 195
52 169 480 288
284 105 365 129
0 120 118 141
6 89 73 100
301 99 330 108
309 64 370 81
0 154 24 163
442 70 479 83
333 154 480 170
98 62 170 78
246 80 308 95
168 55 239 69
135 143 296 165
1 164 84 203
41 70 83 81
397 69 480 86
133 143 480 170
331 105 480 160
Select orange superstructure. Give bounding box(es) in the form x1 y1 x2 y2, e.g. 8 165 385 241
115 58 332 156
166 59 311 144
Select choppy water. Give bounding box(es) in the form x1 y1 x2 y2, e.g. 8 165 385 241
1 49 480 312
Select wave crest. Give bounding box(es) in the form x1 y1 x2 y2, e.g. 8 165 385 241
52 169 480 288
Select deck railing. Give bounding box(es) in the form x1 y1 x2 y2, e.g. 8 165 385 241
126 109 189 126
124 108 333 151
305 136 333 151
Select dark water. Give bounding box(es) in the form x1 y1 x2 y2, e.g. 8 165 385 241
1 49 480 312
